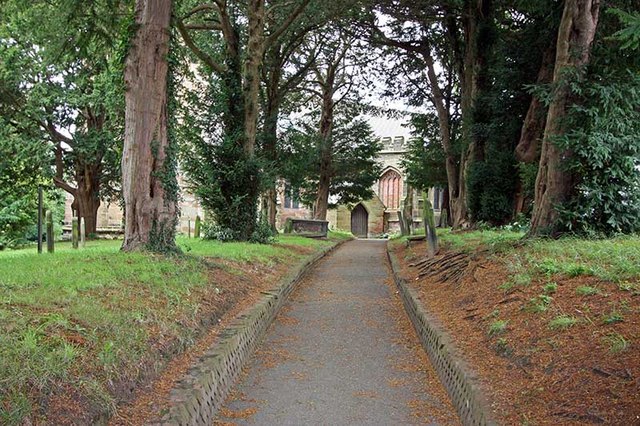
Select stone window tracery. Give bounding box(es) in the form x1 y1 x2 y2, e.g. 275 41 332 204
379 169 402 209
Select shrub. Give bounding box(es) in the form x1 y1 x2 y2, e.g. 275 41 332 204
249 220 276 244
201 222 237 242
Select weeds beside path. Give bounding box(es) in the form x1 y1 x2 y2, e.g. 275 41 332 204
0 233 348 425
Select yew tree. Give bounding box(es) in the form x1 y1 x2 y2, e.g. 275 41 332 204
294 29 373 220
0 0 126 236
529 0 601 236
364 0 486 228
176 0 310 240
121 0 178 252
280 108 382 212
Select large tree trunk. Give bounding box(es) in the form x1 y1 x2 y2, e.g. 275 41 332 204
262 59 282 230
459 0 493 225
313 89 334 221
74 163 101 236
530 0 600 236
54 162 102 237
121 0 177 252
516 43 556 163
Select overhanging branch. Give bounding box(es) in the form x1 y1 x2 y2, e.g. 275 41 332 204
176 19 227 75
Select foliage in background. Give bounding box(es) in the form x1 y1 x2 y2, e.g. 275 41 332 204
557 3 640 235
0 123 64 248
178 68 264 241
280 110 382 209
466 1 559 225
0 0 128 234
400 112 449 193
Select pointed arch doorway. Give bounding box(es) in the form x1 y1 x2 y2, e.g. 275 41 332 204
351 204 368 238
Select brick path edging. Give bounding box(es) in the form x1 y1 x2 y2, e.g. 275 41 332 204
386 245 497 426
157 239 348 425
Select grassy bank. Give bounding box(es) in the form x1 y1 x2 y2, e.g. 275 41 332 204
393 229 640 424
0 233 349 424
394 228 640 288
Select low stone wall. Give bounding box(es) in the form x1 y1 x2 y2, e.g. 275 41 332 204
386 247 496 426
156 240 345 425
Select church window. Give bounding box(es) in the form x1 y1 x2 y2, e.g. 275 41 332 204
379 169 402 209
284 183 300 209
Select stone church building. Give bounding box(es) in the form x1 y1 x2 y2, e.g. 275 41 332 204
63 118 443 238
277 118 444 238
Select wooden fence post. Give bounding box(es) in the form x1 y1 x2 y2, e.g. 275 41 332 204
38 186 43 254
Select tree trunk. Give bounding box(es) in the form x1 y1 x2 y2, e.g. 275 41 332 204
314 148 332 220
530 0 600 236
243 0 265 155
516 42 556 163
74 164 101 237
121 0 177 252
54 162 102 237
313 89 334 221
422 51 467 228
459 0 493 226
262 72 281 230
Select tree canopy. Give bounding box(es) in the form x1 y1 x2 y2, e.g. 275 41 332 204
1 0 640 249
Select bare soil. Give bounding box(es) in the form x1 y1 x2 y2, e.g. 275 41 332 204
391 241 640 425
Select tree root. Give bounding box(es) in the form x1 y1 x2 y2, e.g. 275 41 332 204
409 250 477 285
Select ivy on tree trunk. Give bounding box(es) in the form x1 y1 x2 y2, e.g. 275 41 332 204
530 0 601 237
121 0 178 252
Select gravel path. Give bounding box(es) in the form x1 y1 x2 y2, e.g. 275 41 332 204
216 239 457 425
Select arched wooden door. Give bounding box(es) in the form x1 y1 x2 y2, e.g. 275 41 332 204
351 204 368 238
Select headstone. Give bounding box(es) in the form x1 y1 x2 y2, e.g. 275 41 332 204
422 191 439 257
398 211 407 236
80 217 86 248
283 218 293 234
194 215 201 238
46 210 54 253
439 209 449 228
72 216 79 249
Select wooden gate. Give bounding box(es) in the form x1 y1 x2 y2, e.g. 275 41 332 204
351 204 368 238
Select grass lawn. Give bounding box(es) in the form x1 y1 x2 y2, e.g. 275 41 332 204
0 232 349 424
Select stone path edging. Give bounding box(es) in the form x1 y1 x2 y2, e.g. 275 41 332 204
157 239 348 425
386 245 497 426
